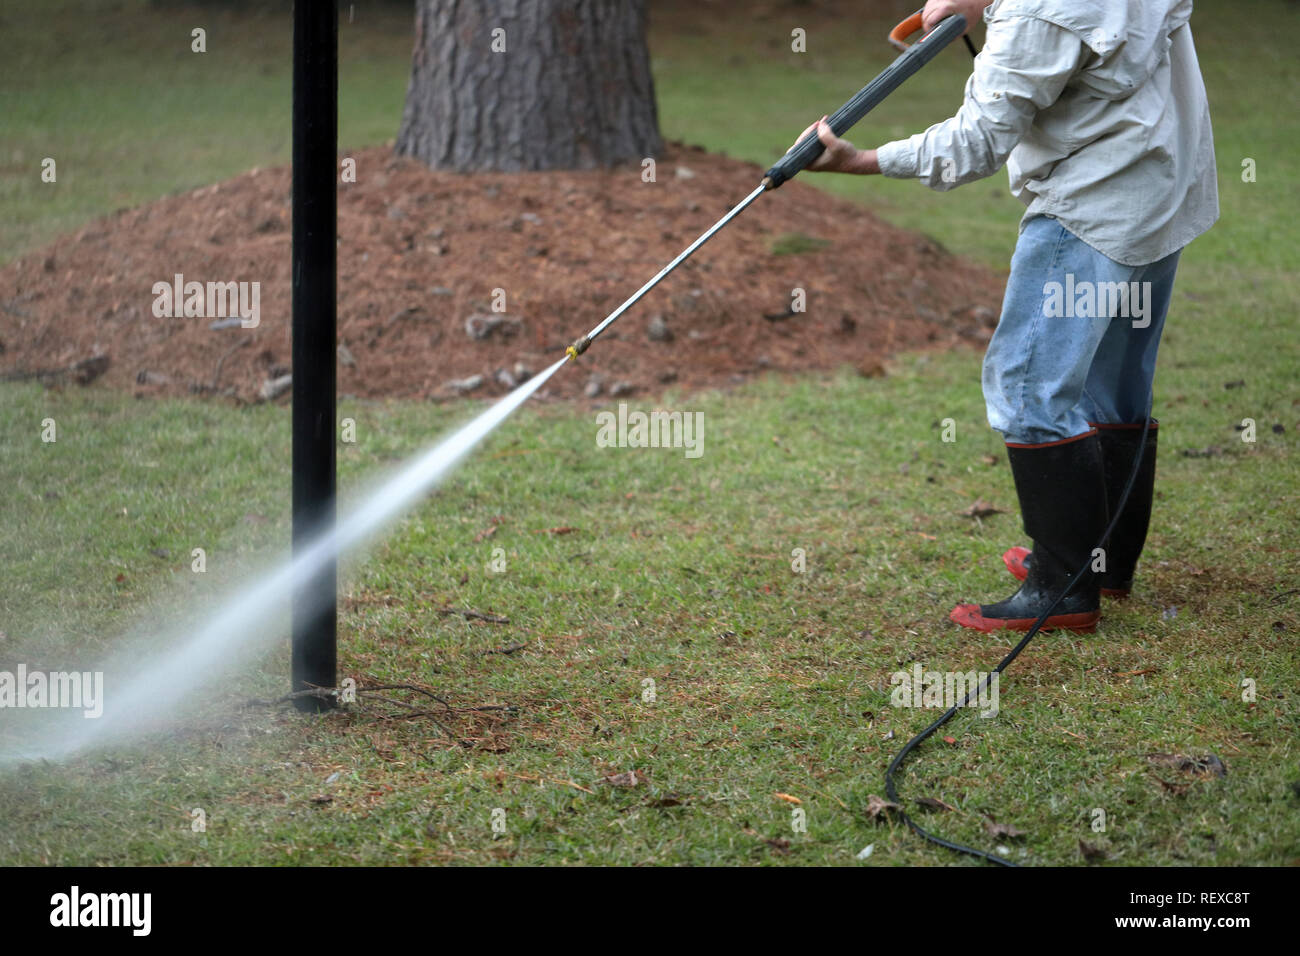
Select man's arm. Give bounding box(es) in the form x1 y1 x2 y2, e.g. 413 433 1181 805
793 0 990 176
794 1 1085 188
878 15 1083 189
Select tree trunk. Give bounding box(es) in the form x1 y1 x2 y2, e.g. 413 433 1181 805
396 0 663 172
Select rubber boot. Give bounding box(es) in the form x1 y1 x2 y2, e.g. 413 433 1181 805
951 430 1107 633
1001 422 1157 598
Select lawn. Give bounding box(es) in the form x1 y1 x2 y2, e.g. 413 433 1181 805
0 0 1296 866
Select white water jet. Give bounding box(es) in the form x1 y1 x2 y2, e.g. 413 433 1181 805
0 356 568 765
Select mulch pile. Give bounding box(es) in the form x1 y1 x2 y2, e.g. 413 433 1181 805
0 143 1004 403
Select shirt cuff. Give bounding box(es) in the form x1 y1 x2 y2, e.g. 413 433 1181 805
876 139 919 179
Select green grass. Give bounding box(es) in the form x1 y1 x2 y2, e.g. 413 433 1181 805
0 1 1297 866
769 231 834 256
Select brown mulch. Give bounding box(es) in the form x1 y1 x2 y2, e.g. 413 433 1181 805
0 143 1003 403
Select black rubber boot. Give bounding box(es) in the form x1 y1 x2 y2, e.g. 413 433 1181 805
952 431 1107 633
1093 421 1158 595
1002 421 1157 598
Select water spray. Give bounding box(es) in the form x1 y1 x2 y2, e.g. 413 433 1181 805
2 358 568 764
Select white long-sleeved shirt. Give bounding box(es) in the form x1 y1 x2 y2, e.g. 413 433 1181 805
876 0 1219 266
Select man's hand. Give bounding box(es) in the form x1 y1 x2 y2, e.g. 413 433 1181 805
786 116 880 175
921 0 991 34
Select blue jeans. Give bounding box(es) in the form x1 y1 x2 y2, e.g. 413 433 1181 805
982 215 1182 444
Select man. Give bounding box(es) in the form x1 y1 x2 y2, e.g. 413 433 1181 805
792 0 1218 632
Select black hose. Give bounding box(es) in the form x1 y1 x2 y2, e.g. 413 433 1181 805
884 403 1154 865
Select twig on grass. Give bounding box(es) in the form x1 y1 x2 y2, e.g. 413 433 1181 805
359 681 454 709
439 607 510 624
372 709 457 736
806 786 850 812
453 703 518 713
506 771 595 795
477 642 526 656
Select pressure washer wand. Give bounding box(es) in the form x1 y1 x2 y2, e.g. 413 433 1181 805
565 12 968 363
565 182 766 360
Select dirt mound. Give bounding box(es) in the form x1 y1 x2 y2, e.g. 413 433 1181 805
0 144 1003 403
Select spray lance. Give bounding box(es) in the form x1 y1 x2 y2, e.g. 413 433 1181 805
564 11 970 364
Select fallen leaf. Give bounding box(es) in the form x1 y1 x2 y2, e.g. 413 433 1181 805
1202 754 1228 777
472 524 498 542
600 770 643 788
943 736 957 745
534 526 578 535
864 794 901 820
983 817 1027 840
1144 753 1227 777
959 499 1003 519
916 796 957 812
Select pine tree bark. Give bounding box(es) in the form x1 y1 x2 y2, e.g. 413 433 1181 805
396 0 663 172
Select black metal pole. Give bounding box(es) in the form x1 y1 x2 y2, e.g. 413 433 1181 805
290 0 338 711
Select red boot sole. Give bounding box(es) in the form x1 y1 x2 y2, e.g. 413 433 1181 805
949 603 1101 634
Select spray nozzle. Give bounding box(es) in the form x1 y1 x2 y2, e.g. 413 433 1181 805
565 335 591 362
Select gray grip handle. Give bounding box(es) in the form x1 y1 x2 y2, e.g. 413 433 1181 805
763 14 966 189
